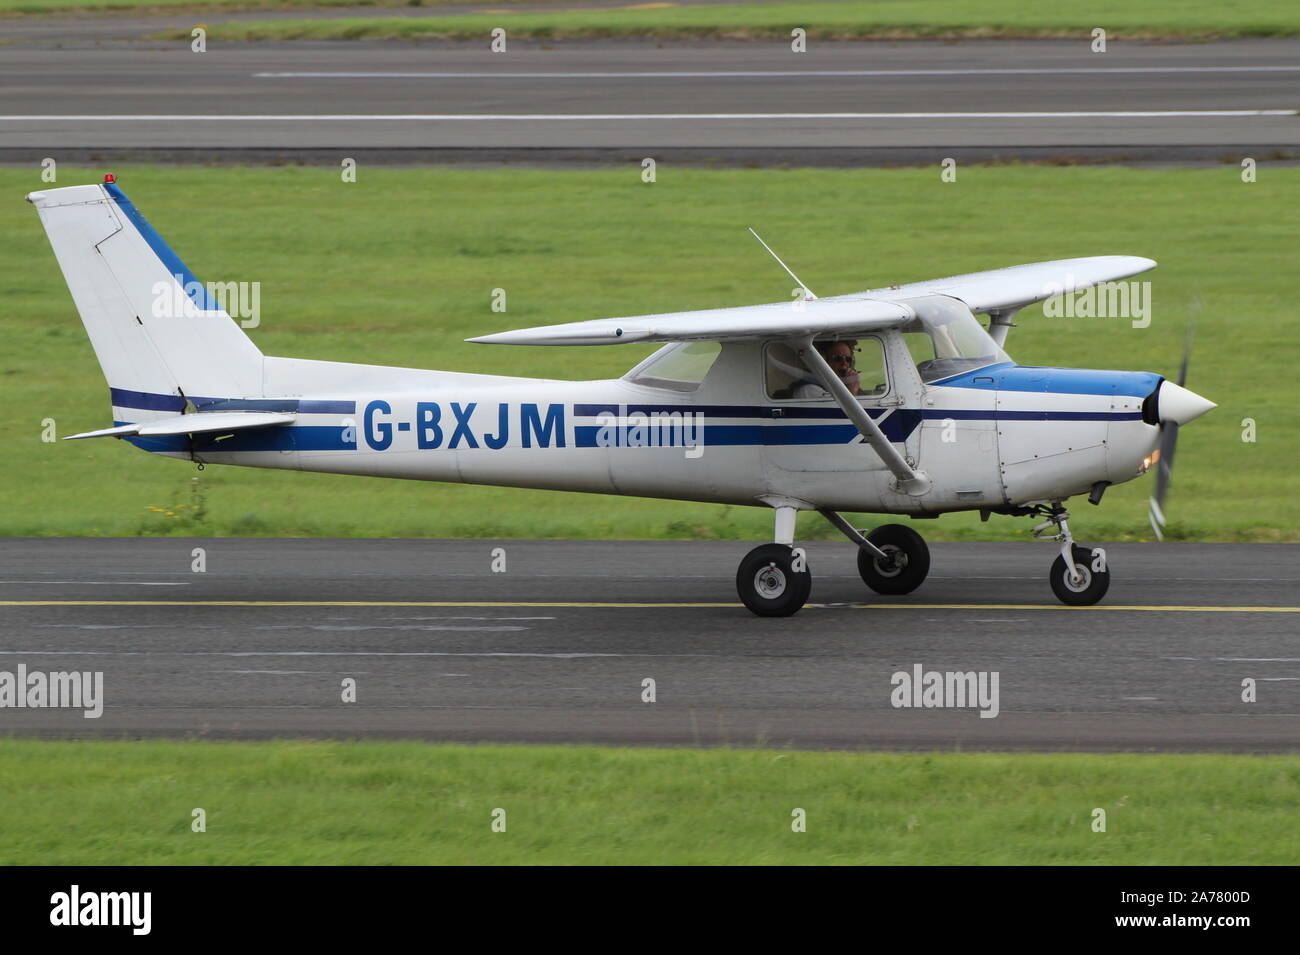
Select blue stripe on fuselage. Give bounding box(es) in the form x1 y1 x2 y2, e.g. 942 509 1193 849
106 372 1148 458
116 422 355 454
109 388 356 416
110 388 193 413
115 409 1142 455
574 421 919 448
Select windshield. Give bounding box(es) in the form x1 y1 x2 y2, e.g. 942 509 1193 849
899 294 1009 383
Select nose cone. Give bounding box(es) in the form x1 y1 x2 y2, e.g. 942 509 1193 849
1157 380 1216 425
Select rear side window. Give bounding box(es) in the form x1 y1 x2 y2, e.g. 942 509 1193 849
626 341 722 392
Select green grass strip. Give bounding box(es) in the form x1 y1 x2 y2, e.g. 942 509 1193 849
128 0 1300 43
1 740 1297 864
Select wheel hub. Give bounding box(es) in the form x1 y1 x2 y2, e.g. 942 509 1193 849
1063 564 1093 592
755 563 788 599
874 545 907 578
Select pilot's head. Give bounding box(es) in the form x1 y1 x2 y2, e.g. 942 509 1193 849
817 340 857 380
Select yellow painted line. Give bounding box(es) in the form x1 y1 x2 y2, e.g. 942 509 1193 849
0 600 1295 612
0 600 736 609
859 604 1300 613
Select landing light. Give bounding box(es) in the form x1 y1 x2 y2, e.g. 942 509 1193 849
1138 448 1161 475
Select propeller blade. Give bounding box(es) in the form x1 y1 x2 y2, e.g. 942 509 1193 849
1149 320 1196 541
1177 323 1194 387
1148 421 1178 541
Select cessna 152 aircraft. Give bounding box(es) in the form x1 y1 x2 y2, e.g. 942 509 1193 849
30 177 1215 616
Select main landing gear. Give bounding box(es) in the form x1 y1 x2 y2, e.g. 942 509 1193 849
735 504 933 617
736 543 812 617
1032 503 1110 606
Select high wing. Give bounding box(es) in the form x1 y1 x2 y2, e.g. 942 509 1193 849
468 255 1155 347
467 298 912 346
64 411 296 441
829 255 1157 315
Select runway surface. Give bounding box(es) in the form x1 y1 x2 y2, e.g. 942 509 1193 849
1 40 1296 162
1 538 1296 751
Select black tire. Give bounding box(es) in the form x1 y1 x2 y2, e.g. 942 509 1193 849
736 543 812 617
1050 544 1110 606
857 524 930 595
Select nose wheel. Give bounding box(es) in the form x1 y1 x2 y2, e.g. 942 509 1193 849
736 543 812 617
1034 503 1110 606
1050 544 1110 605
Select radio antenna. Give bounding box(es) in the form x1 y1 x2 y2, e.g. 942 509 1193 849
748 228 817 300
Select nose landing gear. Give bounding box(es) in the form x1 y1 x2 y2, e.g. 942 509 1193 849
1033 503 1110 606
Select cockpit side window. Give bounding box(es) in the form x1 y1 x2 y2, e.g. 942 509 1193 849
765 338 888 401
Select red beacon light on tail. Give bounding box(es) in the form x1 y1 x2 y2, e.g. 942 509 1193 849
103 173 116 184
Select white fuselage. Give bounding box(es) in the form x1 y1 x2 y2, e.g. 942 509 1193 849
119 338 1164 516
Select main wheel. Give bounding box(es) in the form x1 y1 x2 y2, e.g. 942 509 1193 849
736 543 812 617
857 524 930 595
1050 544 1110 606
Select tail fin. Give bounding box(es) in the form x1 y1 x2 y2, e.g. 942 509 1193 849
27 178 263 419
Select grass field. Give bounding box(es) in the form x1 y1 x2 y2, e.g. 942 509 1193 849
2 164 1295 541
140 0 1300 43
4 0 1298 43
0 740 1296 864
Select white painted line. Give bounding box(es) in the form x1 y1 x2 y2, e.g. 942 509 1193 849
254 67 1300 79
250 624 531 632
381 615 556 620
0 580 187 585
0 111 1292 121
0 649 704 658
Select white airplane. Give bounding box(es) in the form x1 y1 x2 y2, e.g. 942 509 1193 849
29 177 1216 616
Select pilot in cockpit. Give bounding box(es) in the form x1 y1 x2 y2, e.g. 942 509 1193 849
793 340 861 398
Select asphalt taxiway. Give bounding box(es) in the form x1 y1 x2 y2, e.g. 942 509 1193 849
0 39 1296 162
1 538 1296 751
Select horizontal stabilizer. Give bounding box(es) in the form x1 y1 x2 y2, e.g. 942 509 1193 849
64 411 296 441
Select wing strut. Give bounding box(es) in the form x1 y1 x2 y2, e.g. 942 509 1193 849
796 338 931 496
